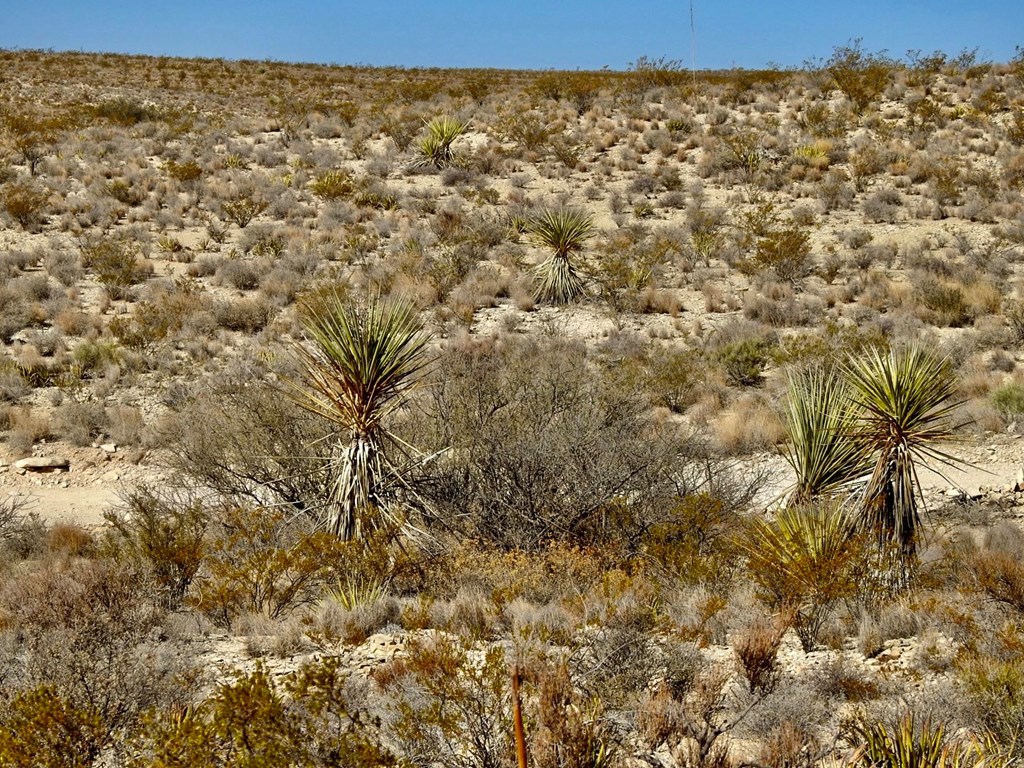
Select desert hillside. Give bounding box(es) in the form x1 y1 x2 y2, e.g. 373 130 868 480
2 47 1024 766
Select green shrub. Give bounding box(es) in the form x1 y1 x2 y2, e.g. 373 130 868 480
80 238 150 299
2 179 50 230
132 661 395 768
992 383 1024 419
716 337 774 387
643 493 742 590
310 169 355 201
825 40 894 114
741 504 866 651
918 279 972 327
0 686 106 768
93 97 161 126
959 655 1024 757
752 226 812 283
219 192 268 228
164 159 202 183
196 505 349 626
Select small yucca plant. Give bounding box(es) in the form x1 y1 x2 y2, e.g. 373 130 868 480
290 290 430 540
742 503 864 651
413 115 469 169
528 207 594 304
783 366 872 505
847 711 1008 768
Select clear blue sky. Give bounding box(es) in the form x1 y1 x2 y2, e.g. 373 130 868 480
2 1 1021 71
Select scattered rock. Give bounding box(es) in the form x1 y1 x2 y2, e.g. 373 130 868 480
100 443 117 454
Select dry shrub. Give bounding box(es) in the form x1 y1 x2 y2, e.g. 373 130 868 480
636 661 739 768
45 524 94 557
133 659 392 768
643 493 743 590
577 596 664 707
811 655 883 702
309 591 401 646
434 539 609 605
530 659 619 768
196 504 350 627
0 685 107 768
433 587 502 641
733 611 791 695
968 526 1024 614
103 485 208 608
712 394 786 454
502 599 578 645
415 334 745 553
53 399 108 446
756 720 820 768
107 404 144 445
374 633 513 768
0 558 191 743
6 406 53 455
212 296 275 331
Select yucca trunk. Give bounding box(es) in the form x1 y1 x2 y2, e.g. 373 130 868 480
326 432 385 541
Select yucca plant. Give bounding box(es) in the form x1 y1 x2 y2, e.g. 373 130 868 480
847 711 1008 768
413 115 469 169
528 207 594 304
742 503 864 651
783 366 872 505
843 344 964 563
290 290 430 540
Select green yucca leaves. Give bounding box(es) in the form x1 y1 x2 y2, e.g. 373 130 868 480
742 503 863 650
413 115 469 169
783 366 872 504
780 345 966 574
848 711 1008 768
290 291 430 539
843 344 964 559
528 207 594 304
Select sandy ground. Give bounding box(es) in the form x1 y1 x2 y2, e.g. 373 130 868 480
3 432 1020 530
1 445 155 526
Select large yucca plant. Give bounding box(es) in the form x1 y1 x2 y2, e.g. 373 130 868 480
413 116 469 169
843 344 964 561
529 207 594 304
290 291 430 540
783 366 872 505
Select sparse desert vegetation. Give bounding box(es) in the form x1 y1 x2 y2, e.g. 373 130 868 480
3 45 1024 766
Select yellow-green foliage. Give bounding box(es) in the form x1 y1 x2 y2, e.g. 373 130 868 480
0 686 106 768
1 179 50 229
197 505 351 625
741 504 866 650
131 661 394 768
310 169 355 201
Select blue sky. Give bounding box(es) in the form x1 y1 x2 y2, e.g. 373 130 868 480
1 1 1021 71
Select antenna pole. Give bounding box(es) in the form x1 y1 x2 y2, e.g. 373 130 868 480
689 0 697 88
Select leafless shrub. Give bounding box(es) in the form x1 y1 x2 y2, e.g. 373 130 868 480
734 612 791 695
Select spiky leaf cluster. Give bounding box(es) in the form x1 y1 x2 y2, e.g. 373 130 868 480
528 207 594 304
413 116 469 169
291 291 430 539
